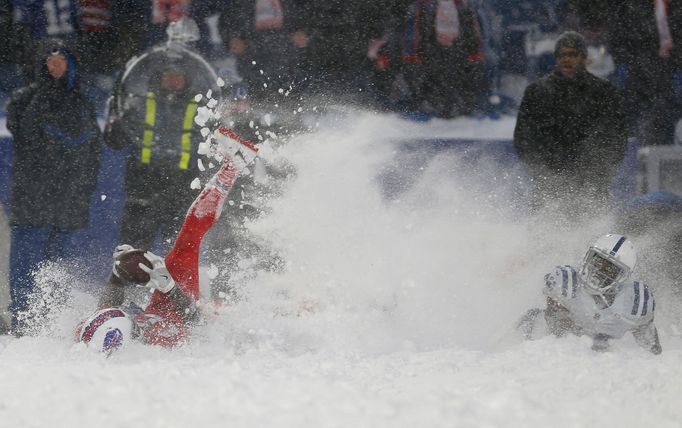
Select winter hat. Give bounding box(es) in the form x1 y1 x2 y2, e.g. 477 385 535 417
554 31 587 57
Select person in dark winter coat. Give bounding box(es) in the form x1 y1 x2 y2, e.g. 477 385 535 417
303 1 385 100
514 31 627 211
218 0 308 104
104 63 205 252
607 1 675 146
5 38 102 335
388 0 486 117
10 0 81 81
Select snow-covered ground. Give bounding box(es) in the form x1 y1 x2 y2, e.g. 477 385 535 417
1 111 681 428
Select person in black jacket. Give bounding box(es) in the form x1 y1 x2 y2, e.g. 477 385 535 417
303 1 385 102
386 0 486 118
514 31 627 212
218 0 308 105
607 1 676 146
104 62 205 252
5 39 102 335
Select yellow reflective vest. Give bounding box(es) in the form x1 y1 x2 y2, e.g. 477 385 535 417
141 92 198 170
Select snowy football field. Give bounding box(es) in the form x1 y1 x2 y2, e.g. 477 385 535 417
0 112 681 427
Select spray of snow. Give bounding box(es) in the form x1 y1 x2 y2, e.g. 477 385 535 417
2 111 682 427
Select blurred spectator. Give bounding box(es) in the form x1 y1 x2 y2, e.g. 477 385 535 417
76 0 117 72
564 1 612 75
486 0 568 107
470 1 502 103
0 0 26 99
607 1 676 146
192 0 225 58
146 0 192 47
117 1 228 63
303 1 384 102
76 0 146 73
76 1 142 112
5 1 146 111
107 1 155 63
5 39 102 335
0 0 14 64
492 0 568 77
387 0 486 118
565 0 608 38
218 0 308 106
667 2 682 144
11 0 81 79
514 31 627 211
669 1 682 69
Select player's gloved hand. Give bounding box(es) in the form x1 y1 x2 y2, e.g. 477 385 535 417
139 251 176 294
111 244 135 277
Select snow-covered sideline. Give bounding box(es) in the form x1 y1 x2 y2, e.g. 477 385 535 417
0 111 680 428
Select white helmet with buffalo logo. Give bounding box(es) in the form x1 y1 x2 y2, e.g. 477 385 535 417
77 307 138 355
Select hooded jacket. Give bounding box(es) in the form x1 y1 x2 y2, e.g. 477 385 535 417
6 39 102 229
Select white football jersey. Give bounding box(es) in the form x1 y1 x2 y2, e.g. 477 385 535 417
542 265 655 339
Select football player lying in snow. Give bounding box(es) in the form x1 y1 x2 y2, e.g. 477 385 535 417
76 152 242 353
517 234 662 354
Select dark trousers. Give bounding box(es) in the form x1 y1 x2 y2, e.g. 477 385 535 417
9 225 75 332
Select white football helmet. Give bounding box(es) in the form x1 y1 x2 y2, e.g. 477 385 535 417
580 234 636 294
77 307 138 355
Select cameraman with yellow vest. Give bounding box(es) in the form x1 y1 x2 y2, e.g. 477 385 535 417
105 63 203 251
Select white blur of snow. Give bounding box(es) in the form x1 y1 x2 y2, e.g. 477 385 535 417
1 111 682 428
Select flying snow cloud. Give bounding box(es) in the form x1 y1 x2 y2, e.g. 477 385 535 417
216 111 617 354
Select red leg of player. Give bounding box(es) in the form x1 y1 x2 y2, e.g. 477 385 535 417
144 160 238 329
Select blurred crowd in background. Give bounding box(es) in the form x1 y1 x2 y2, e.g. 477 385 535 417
5 0 682 334
0 0 681 145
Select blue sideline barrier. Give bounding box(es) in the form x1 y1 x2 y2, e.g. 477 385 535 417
0 135 639 284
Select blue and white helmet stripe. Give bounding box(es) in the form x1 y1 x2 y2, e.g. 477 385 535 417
610 235 627 256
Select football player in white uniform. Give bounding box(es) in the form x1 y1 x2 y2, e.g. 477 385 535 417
518 234 662 354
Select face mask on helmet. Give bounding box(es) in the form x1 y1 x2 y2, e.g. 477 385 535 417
580 234 636 294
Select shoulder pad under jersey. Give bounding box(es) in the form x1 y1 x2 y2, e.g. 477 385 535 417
543 265 579 300
621 281 656 320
